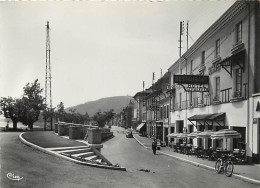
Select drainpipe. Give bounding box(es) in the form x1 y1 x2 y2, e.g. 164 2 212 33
246 2 251 162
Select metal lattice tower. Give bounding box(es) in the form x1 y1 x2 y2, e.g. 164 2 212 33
44 21 53 130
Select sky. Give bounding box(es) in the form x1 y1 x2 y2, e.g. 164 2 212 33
0 0 235 108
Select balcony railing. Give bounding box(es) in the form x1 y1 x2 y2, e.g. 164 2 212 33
220 87 232 103
193 97 199 108
174 103 182 111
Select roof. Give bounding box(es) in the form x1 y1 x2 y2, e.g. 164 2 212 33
133 90 151 99
145 89 162 100
168 1 246 72
188 112 226 121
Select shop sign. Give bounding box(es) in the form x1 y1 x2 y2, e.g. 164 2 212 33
186 84 209 92
174 75 209 92
174 75 209 85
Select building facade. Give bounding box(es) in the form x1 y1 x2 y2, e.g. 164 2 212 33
132 1 260 163
168 1 260 163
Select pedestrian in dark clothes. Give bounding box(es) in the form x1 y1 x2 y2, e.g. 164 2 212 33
152 139 156 155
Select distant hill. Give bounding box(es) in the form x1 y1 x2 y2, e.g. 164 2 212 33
66 96 133 116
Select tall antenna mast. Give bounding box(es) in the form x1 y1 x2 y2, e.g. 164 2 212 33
179 21 184 74
44 21 53 130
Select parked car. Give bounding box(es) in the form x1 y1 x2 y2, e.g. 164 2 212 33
126 131 133 138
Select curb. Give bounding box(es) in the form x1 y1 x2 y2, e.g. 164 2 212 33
133 136 260 186
19 132 126 171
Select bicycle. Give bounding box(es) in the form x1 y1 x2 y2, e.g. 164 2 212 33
215 154 234 177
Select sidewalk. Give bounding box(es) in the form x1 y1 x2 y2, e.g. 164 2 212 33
133 134 260 186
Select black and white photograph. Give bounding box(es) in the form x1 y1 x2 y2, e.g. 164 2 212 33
1 0 260 187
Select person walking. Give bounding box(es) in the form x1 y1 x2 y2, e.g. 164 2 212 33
152 139 157 155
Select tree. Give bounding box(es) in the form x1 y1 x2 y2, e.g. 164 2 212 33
55 102 65 122
84 112 90 124
19 79 45 129
0 97 21 130
92 109 115 127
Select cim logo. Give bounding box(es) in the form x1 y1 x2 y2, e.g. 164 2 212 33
7 172 23 181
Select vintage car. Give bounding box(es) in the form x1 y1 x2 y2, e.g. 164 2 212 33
126 131 133 138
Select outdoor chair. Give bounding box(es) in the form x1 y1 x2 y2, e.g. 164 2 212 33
233 149 246 163
173 145 178 152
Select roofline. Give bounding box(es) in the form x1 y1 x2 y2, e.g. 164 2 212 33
168 1 247 71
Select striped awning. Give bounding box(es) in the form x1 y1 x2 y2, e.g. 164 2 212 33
188 113 225 121
197 130 216 138
211 129 241 139
187 131 201 138
136 123 146 131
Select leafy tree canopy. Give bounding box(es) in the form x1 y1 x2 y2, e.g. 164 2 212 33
92 109 114 127
0 97 21 130
19 79 45 129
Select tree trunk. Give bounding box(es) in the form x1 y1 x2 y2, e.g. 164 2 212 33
13 121 18 130
28 123 33 130
12 119 17 131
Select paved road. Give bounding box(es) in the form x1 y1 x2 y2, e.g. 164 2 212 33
102 126 258 188
0 130 258 188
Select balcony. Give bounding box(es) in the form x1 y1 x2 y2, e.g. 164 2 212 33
198 64 206 72
212 96 221 105
174 103 182 111
198 99 206 108
231 42 244 54
230 91 243 103
188 103 193 109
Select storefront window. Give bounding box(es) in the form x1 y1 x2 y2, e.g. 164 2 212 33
233 127 245 150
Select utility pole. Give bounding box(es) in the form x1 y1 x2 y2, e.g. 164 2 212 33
44 21 53 131
152 72 155 138
186 21 189 136
179 21 184 74
186 20 189 51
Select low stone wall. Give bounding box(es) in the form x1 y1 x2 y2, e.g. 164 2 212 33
58 123 71 136
54 123 58 133
101 132 113 141
88 128 102 144
69 126 82 139
56 122 113 143
101 128 111 133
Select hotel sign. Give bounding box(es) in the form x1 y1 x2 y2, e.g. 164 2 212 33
174 75 209 92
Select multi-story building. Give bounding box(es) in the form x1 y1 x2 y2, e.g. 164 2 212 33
168 1 260 163
133 91 150 132
134 73 171 142
121 101 134 129
155 72 171 146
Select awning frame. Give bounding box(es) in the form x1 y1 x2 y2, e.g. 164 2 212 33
188 113 226 129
